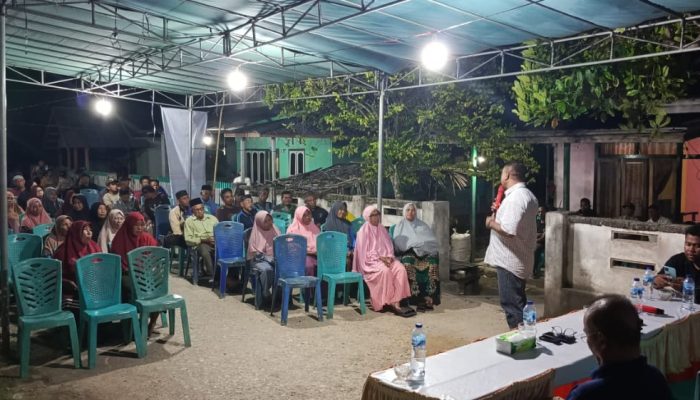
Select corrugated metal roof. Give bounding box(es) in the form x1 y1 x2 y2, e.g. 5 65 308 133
4 0 700 95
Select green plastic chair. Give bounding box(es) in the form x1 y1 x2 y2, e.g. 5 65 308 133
316 232 366 318
12 258 81 378
389 224 395 237
75 253 146 369
351 217 365 236
8 234 43 286
127 247 191 347
32 223 54 239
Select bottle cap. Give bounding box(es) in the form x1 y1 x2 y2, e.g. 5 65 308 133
415 323 423 328
526 300 533 305
633 277 640 281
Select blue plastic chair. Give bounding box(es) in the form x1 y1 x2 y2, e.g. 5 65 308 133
316 232 366 318
269 235 323 326
12 258 81 378
80 189 100 208
75 253 146 369
214 222 247 299
154 205 171 243
8 234 43 286
127 247 191 347
32 223 54 239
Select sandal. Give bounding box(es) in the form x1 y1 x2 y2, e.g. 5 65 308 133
394 306 416 318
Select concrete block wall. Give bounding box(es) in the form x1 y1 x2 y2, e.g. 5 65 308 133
545 212 686 317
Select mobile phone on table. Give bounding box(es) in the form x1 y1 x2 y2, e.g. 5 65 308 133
663 266 677 280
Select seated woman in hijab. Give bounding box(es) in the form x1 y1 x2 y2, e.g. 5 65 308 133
286 206 320 276
42 186 64 219
54 220 101 309
392 203 440 310
97 209 125 252
44 215 72 257
68 194 91 222
110 212 158 334
324 201 355 271
60 190 75 216
7 192 24 234
247 211 280 302
353 205 414 317
30 185 44 201
89 202 108 241
20 197 52 233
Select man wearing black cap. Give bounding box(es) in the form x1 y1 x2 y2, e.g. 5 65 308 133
215 188 240 222
164 190 190 249
236 194 257 230
184 198 219 279
141 185 170 223
102 179 120 208
200 184 218 215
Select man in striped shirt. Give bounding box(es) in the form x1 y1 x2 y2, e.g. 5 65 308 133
485 161 539 329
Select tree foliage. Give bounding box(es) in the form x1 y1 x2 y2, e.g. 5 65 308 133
263 72 537 198
513 23 699 131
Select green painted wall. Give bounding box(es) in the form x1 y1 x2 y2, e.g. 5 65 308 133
226 136 333 179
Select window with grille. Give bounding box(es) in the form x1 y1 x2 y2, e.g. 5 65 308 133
245 151 269 183
289 151 304 176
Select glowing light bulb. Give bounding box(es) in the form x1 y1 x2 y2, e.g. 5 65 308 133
227 69 248 92
421 41 449 72
94 98 113 116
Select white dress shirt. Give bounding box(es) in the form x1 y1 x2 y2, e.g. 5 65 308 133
484 182 539 279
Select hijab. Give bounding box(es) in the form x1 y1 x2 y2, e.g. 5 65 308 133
110 212 158 272
60 190 75 216
392 203 439 257
21 198 52 230
352 205 395 273
89 202 107 240
247 211 280 260
68 194 90 221
286 206 320 253
42 186 63 218
54 220 101 283
30 185 43 199
324 201 353 247
98 209 125 253
7 192 23 233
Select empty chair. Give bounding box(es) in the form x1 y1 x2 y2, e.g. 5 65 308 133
270 234 323 326
12 258 80 378
213 222 246 298
80 189 100 208
75 253 146 369
32 223 54 240
316 232 366 318
153 205 172 244
8 234 43 285
127 247 191 347
271 211 292 234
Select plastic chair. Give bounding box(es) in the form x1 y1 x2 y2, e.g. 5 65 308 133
127 247 191 347
320 223 326 231
154 205 171 243
316 232 366 318
270 234 323 326
213 222 247 298
12 258 80 378
80 189 100 208
8 234 43 285
241 228 264 310
32 223 54 239
351 217 365 236
75 253 146 369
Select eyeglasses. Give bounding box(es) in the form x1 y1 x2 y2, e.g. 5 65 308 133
551 326 577 344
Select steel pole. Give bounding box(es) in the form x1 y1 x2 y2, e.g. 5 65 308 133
0 0 10 356
376 75 386 211
188 95 193 196
470 147 477 264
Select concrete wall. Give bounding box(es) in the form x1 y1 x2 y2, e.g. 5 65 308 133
545 212 686 317
682 137 700 221
569 143 595 210
272 193 451 281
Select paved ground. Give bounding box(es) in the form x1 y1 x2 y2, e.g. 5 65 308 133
0 270 545 400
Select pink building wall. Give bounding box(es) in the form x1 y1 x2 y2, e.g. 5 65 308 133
682 137 700 222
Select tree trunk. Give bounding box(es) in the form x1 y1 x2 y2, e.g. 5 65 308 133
391 169 403 199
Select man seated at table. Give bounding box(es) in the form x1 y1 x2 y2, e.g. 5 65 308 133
184 198 219 281
568 294 672 400
653 224 700 295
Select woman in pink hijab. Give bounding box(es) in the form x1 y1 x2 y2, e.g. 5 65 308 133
353 205 413 316
20 197 52 233
286 206 320 276
248 211 280 300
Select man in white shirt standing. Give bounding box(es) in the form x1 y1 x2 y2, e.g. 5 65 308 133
485 161 539 329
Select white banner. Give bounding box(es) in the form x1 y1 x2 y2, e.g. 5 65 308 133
161 107 208 196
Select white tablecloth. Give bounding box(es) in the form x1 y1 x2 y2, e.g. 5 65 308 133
364 299 693 400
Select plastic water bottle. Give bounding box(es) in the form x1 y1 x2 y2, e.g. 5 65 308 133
630 278 644 312
683 276 695 311
410 323 426 383
642 267 655 300
522 300 537 336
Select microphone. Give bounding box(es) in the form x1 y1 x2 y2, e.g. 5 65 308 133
490 185 505 215
641 305 665 315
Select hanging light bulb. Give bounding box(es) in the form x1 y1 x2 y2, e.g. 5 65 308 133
202 135 214 146
94 98 113 117
227 69 248 92
421 41 449 72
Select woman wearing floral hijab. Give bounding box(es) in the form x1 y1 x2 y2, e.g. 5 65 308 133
20 198 52 233
43 215 72 257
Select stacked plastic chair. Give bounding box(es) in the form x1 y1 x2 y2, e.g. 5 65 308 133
75 253 146 369
80 189 100 208
213 222 246 298
12 258 80 378
271 211 292 234
316 232 366 318
127 247 191 347
270 234 323 326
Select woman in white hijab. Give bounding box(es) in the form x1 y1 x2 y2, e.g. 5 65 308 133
391 203 440 310
97 209 125 252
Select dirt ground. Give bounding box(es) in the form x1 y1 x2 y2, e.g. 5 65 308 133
0 270 545 400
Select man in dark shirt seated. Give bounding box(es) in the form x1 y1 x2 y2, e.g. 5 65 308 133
273 190 296 216
304 192 328 227
236 195 257 230
141 185 170 223
254 187 273 212
567 294 672 400
653 224 700 298
216 188 240 222
575 198 596 217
